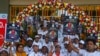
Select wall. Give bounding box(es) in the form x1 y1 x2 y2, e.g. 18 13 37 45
10 0 100 5
0 0 9 14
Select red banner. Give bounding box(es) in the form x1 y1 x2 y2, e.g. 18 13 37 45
0 14 7 48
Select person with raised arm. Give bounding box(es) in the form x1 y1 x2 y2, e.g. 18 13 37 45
69 38 100 56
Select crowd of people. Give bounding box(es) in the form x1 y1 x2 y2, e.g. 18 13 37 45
0 14 100 56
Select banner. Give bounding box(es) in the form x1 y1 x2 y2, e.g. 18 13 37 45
0 14 7 48
6 23 20 42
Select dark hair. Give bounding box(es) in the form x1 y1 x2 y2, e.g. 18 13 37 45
85 38 96 45
55 45 61 49
41 46 48 53
16 44 24 51
0 50 9 56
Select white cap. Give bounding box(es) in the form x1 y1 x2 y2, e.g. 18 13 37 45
0 48 8 52
79 40 85 44
35 35 40 38
75 34 79 39
27 38 33 41
32 42 39 46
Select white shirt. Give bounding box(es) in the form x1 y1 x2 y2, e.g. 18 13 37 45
38 30 48 36
24 46 33 55
29 52 42 56
37 29 42 34
73 43 79 48
39 37 44 44
42 41 52 51
58 30 63 43
43 20 48 27
41 53 48 56
64 50 79 56
79 49 100 56
33 41 42 49
59 43 66 53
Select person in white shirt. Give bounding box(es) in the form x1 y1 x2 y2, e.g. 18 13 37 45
58 23 64 43
42 36 52 50
7 42 16 54
79 40 85 49
37 27 48 36
41 27 48 36
52 44 65 56
29 42 42 56
62 35 69 43
24 38 33 55
38 34 44 44
71 38 100 56
64 44 79 56
73 38 79 48
61 41 68 53
43 19 48 27
33 35 42 49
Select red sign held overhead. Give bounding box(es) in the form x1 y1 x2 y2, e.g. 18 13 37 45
0 14 7 48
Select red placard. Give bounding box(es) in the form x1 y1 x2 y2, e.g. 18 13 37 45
0 14 7 48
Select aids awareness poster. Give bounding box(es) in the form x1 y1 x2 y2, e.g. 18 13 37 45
0 14 7 48
6 23 20 42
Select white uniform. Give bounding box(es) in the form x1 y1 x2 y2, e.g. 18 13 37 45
29 52 42 56
24 46 33 55
41 53 48 56
43 20 48 27
38 30 48 36
33 41 42 49
79 49 100 56
42 41 52 51
73 43 79 48
58 25 64 43
64 50 79 56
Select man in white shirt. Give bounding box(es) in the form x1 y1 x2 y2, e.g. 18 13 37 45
71 38 100 56
73 38 79 48
24 38 33 55
64 44 79 56
42 36 52 50
33 35 42 49
79 40 85 49
58 23 64 43
29 42 42 56
38 27 48 36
